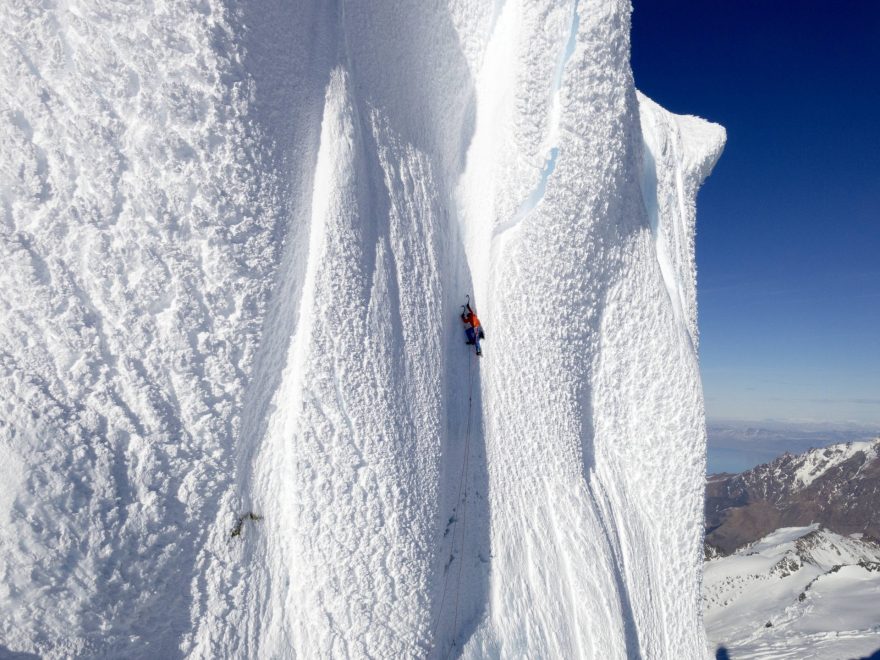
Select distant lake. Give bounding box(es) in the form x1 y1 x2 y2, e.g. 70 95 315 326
706 420 880 474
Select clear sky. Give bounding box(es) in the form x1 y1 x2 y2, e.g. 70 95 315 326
631 0 880 425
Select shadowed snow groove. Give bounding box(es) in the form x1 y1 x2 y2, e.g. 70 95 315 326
0 0 723 657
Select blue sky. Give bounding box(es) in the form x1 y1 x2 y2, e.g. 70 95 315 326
631 0 880 426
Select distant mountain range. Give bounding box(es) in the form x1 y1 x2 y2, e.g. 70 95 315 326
706 439 880 555
704 440 880 658
706 419 880 474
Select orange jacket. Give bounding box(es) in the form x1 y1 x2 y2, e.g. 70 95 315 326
462 311 481 329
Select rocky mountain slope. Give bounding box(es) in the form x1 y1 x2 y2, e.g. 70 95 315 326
706 440 880 554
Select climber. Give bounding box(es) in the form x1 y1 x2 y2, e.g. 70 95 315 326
461 297 485 356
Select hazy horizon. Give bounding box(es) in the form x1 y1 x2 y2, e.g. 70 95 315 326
706 418 880 474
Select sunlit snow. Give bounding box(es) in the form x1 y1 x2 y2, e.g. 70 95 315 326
705 525 880 659
0 0 723 657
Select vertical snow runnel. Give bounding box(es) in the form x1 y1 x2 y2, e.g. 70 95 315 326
493 0 581 240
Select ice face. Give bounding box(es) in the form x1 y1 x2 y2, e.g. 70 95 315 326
0 0 723 657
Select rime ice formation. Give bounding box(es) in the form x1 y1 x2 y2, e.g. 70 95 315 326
0 0 724 658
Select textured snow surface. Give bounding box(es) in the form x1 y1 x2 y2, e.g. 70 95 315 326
0 0 723 657
705 526 880 659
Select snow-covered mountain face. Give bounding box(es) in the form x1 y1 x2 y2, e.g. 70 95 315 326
0 1 723 658
707 439 880 554
705 525 880 659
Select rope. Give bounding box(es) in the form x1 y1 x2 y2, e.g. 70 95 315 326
451 351 475 639
431 347 476 651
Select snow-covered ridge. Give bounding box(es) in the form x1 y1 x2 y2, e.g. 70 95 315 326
705 525 880 659
792 440 879 489
639 94 724 348
0 0 723 657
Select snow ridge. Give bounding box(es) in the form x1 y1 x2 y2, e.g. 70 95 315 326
792 440 879 489
639 94 725 349
705 525 880 659
0 0 723 657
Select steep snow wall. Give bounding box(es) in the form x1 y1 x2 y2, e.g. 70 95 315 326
0 0 723 658
0 1 293 656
